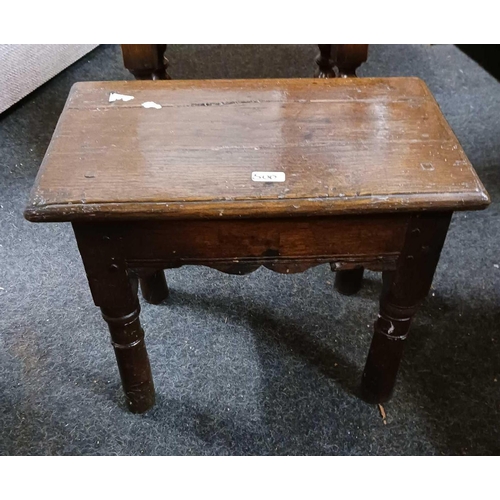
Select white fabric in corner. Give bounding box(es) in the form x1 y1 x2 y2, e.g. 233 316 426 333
0 44 98 114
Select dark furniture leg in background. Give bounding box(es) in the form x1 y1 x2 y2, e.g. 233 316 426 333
315 45 335 78
334 44 369 77
315 44 369 78
121 44 170 80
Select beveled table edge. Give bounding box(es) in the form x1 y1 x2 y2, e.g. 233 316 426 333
24 190 490 223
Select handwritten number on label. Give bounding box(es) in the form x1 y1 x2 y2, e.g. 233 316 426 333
251 172 286 182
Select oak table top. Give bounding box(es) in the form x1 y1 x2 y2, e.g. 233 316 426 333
25 78 489 222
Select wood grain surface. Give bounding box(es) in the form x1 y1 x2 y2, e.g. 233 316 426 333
25 78 489 221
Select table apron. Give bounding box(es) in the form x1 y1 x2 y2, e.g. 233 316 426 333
74 214 410 273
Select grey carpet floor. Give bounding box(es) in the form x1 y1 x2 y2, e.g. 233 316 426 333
0 44 499 455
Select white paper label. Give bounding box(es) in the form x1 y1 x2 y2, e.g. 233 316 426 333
109 92 134 102
141 101 162 109
251 171 285 182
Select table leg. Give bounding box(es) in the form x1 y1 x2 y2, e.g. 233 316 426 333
335 268 364 295
101 298 155 413
73 224 156 413
139 270 169 305
361 212 452 403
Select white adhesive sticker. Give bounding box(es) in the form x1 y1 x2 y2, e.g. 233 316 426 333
252 172 285 182
142 101 162 109
109 92 134 102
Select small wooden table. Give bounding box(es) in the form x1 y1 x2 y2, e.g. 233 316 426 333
25 78 489 413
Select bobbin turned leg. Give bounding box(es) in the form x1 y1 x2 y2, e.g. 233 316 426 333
101 301 155 413
73 223 155 413
139 270 169 305
361 212 452 403
334 268 364 295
